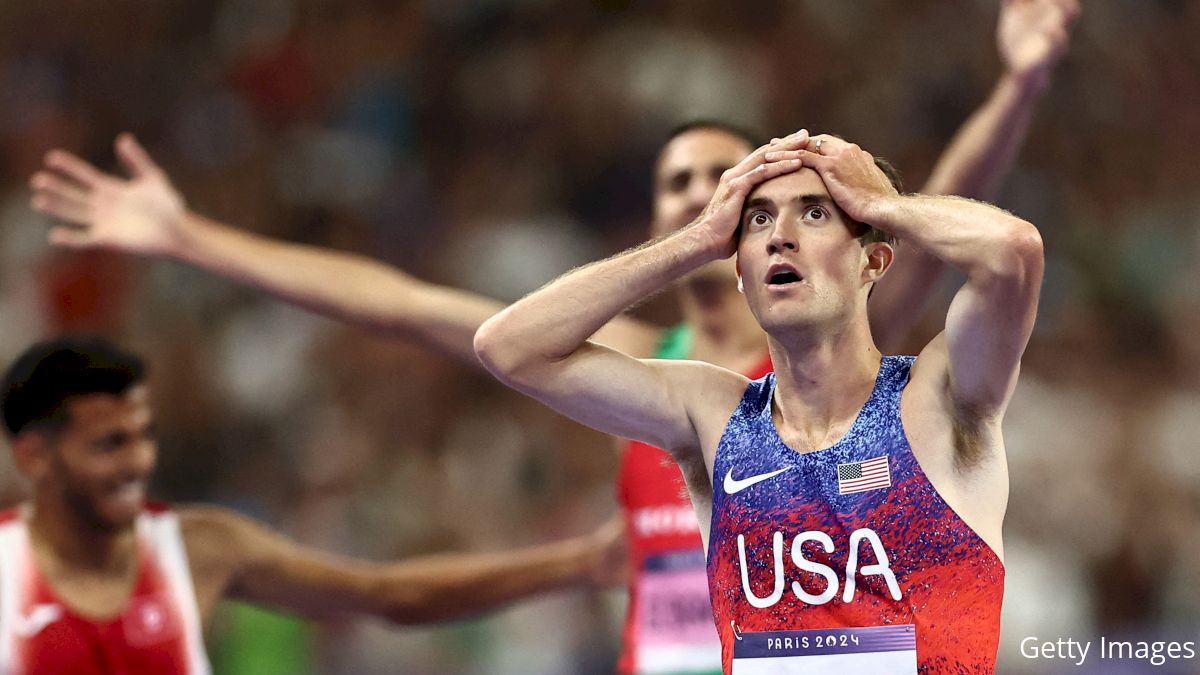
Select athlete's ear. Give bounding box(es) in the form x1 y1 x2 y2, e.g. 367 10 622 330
862 241 893 285
735 258 744 294
11 432 53 483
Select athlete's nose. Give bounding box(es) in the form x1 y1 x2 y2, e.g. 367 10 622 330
125 437 157 478
766 222 799 255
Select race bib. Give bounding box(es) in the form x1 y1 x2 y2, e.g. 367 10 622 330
731 625 917 675
634 549 722 674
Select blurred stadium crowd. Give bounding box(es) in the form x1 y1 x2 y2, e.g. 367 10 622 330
0 0 1197 673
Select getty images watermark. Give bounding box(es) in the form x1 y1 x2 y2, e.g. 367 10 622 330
1021 637 1198 668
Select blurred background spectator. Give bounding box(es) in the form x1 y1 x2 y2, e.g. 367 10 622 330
0 0 1197 672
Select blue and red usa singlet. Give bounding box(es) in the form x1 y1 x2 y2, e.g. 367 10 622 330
0 504 212 675
707 356 1003 674
617 325 771 675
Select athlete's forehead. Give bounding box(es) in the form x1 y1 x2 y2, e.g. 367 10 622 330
744 168 829 206
655 129 754 184
61 386 153 436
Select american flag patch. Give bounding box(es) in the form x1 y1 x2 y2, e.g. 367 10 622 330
837 455 891 495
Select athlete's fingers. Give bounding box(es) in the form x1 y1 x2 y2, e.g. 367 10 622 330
31 191 92 226
115 133 162 179
727 130 809 181
30 171 90 204
725 146 772 181
806 134 848 156
44 150 111 190
763 150 807 163
30 190 92 224
729 159 802 194
769 129 811 151
794 150 834 172
48 225 97 249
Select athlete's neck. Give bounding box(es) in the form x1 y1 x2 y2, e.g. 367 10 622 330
27 496 137 573
679 277 766 372
767 316 881 453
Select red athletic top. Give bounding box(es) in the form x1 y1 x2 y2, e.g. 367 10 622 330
0 505 211 674
615 332 772 675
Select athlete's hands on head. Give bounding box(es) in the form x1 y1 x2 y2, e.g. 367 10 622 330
30 134 189 256
998 0 1081 83
771 135 901 225
688 129 809 260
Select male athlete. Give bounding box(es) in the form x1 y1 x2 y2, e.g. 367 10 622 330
0 337 621 674
474 128 1042 673
27 2 1076 671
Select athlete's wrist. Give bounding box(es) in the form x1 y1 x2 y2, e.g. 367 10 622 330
680 216 736 265
536 536 605 589
167 212 229 264
1001 65 1052 98
858 193 907 233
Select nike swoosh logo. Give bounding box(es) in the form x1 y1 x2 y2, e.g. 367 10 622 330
724 466 791 494
14 604 63 637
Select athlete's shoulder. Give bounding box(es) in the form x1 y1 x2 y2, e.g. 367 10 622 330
735 370 773 415
177 505 262 580
177 504 253 540
879 354 917 384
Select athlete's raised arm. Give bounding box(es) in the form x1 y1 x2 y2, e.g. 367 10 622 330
182 506 626 626
796 135 1042 418
28 135 660 365
869 0 1078 351
475 133 809 462
924 0 1078 200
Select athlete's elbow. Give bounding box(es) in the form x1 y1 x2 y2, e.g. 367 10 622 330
375 579 451 626
1006 219 1043 266
474 313 535 385
978 218 1044 285
1004 220 1044 284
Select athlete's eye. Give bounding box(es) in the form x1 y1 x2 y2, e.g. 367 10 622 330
667 171 690 193
803 205 827 221
746 211 772 228
94 433 126 452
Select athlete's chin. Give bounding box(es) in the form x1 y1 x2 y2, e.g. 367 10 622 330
91 497 144 531
754 303 823 335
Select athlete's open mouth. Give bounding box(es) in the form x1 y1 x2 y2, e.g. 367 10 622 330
106 480 146 509
766 263 803 286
